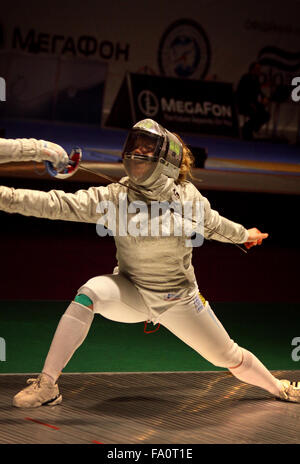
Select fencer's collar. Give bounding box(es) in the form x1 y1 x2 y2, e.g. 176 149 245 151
127 174 175 203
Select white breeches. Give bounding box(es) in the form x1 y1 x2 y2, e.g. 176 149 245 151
77 274 242 368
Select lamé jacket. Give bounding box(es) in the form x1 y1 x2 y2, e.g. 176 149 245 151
0 138 249 294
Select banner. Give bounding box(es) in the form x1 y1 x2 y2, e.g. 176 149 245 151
1 1 299 138
106 73 239 137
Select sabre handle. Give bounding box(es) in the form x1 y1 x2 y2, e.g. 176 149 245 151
45 147 82 179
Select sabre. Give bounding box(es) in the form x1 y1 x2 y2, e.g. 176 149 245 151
78 164 143 195
45 147 142 194
45 148 248 254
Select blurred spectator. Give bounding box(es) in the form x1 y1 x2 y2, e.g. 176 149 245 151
236 62 270 140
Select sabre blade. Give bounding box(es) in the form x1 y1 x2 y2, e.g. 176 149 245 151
77 164 141 194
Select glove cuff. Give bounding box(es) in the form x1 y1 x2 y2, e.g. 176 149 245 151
243 229 249 243
20 138 41 162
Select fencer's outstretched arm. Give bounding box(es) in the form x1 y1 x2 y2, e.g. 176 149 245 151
0 137 69 169
186 182 249 244
203 195 249 243
0 137 115 223
0 184 116 223
202 194 268 246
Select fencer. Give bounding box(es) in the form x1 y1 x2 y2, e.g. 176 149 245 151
0 119 299 408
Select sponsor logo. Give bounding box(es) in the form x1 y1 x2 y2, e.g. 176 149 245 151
137 90 159 117
158 19 211 79
137 90 232 121
257 46 300 101
163 293 182 301
193 294 204 313
245 19 300 36
11 27 129 61
161 98 231 117
258 46 300 73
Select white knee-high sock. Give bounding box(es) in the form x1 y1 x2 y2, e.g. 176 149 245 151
229 348 282 397
42 301 94 384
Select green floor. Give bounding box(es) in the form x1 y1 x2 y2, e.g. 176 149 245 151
0 301 299 373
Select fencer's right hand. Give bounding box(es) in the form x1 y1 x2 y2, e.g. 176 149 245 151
244 227 269 249
0 138 69 171
38 140 69 172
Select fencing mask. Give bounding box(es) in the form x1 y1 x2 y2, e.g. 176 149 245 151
122 119 183 187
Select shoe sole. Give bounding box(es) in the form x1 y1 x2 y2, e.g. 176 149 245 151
276 396 300 404
13 394 62 408
42 394 62 406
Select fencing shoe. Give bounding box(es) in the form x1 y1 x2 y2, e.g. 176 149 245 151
13 374 62 408
277 380 300 403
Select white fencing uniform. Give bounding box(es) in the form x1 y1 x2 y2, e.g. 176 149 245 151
0 140 248 368
2 137 286 401
78 273 242 368
0 137 69 168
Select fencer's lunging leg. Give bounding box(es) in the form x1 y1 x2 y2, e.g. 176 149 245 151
228 348 282 397
41 273 149 385
42 299 94 384
159 300 282 397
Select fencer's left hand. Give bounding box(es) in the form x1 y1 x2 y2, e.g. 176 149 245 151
244 228 269 249
38 140 69 172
